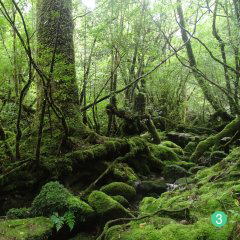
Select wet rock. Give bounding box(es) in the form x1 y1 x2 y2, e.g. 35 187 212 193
135 179 167 198
166 131 200 148
163 165 190 182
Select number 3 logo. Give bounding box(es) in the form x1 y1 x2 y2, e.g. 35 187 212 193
211 211 227 227
216 214 223 225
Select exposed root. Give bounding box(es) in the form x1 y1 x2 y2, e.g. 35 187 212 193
96 207 190 240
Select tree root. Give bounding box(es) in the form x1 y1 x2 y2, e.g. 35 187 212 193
190 117 240 162
96 207 190 240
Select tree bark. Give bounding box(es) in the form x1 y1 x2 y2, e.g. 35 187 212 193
176 0 223 112
36 0 88 138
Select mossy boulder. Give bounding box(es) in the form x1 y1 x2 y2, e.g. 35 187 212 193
0 217 53 240
100 182 136 201
163 164 190 182
135 179 167 198
166 131 200 148
112 163 138 184
6 207 32 219
31 181 94 222
150 144 179 162
105 148 240 240
112 195 130 207
161 141 184 155
88 191 133 221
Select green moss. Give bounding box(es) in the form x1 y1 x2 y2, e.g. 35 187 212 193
6 208 32 219
88 191 133 220
100 182 136 201
161 141 184 155
190 117 240 161
163 164 190 181
0 217 53 240
112 163 138 184
67 196 95 220
106 149 240 239
112 195 130 207
184 142 198 154
31 181 71 216
150 144 179 161
31 181 94 222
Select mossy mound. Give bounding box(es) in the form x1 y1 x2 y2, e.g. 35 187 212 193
6 207 32 219
105 147 240 240
135 179 167 198
31 181 94 221
163 164 190 182
88 191 133 221
112 195 130 207
0 217 53 240
112 163 139 184
150 144 180 162
161 141 184 155
100 182 136 201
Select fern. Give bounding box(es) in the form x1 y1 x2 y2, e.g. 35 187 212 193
64 211 75 231
50 211 76 232
50 212 65 231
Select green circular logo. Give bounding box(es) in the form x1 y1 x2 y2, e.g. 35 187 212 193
211 211 228 227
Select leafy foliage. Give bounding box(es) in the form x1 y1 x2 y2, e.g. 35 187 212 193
50 211 76 232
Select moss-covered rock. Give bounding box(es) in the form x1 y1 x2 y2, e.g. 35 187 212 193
0 217 53 240
112 163 138 184
88 191 133 221
6 207 32 219
150 144 179 162
166 131 200 148
31 181 94 222
100 182 136 201
135 179 167 198
112 195 130 207
161 141 184 155
163 164 190 182
105 147 240 240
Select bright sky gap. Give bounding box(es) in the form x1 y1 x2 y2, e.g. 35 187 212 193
82 0 96 10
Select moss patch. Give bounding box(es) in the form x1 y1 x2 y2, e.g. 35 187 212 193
150 144 179 162
88 191 133 221
0 217 53 240
105 147 240 240
100 182 136 201
31 181 94 221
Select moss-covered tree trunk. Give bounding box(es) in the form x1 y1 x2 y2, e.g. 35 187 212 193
36 0 89 156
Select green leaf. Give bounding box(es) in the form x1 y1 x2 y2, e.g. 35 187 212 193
64 211 75 231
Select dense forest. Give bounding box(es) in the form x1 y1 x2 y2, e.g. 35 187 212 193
0 0 240 239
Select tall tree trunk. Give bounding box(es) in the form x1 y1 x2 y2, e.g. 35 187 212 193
176 0 224 113
212 0 237 114
36 0 88 156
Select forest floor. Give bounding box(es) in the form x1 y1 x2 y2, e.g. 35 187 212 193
1 128 240 240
